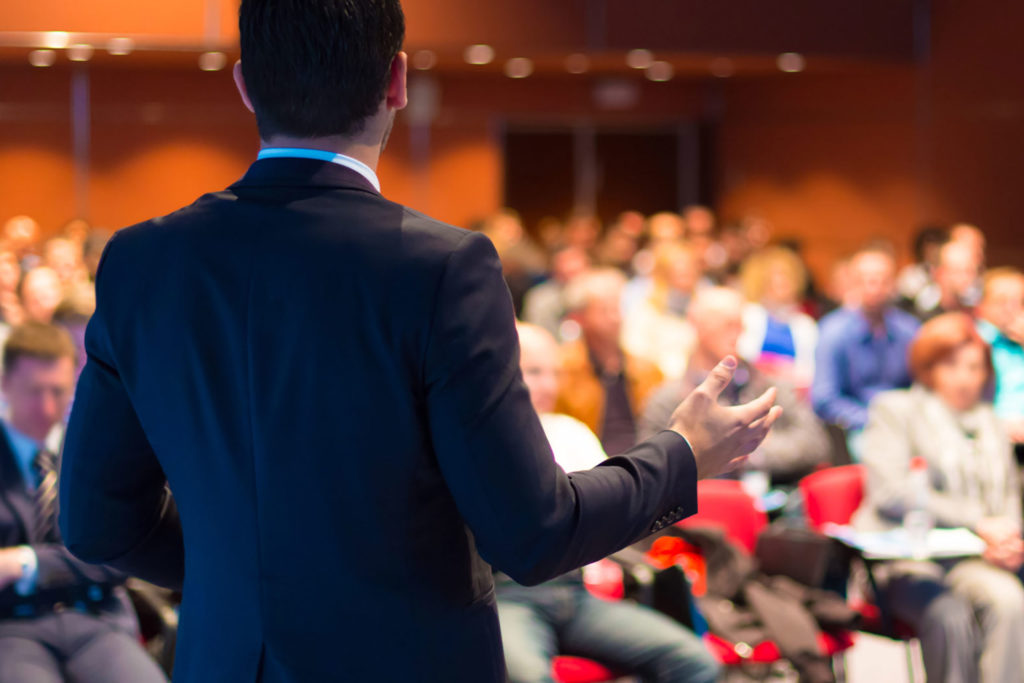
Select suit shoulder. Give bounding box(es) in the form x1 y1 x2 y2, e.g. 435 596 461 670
110 190 237 246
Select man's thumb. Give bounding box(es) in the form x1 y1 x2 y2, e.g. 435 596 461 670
698 355 737 400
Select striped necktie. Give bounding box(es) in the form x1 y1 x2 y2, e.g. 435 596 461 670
33 448 59 542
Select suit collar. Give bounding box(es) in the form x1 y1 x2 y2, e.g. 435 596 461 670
229 157 381 196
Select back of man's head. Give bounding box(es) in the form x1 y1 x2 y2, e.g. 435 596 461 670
238 0 405 140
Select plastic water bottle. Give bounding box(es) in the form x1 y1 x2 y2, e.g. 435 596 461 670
905 456 933 560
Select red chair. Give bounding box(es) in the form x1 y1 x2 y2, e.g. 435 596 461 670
677 479 768 553
678 479 855 679
799 465 866 532
799 465 919 677
550 559 626 683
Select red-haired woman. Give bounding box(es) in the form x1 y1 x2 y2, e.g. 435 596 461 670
855 312 1023 683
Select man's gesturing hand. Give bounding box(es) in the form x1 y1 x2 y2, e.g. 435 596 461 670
669 356 783 479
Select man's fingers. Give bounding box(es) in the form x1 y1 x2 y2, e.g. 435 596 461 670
748 405 784 432
724 455 748 473
695 356 738 401
733 387 777 424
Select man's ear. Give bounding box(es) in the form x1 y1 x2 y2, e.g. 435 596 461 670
386 52 408 111
233 61 256 114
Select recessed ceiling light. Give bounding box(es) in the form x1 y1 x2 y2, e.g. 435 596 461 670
464 44 495 66
709 57 735 78
777 52 806 73
412 50 437 70
626 49 654 70
68 44 94 62
198 51 227 71
107 37 134 56
646 61 674 82
504 57 533 79
28 50 57 68
565 53 589 74
42 32 70 50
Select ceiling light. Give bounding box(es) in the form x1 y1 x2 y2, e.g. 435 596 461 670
709 57 735 78
565 53 589 74
198 51 227 71
777 52 806 73
68 44 94 62
42 32 70 50
412 50 437 70
464 44 495 66
107 37 134 56
504 57 533 79
645 61 674 82
626 49 654 70
28 50 57 68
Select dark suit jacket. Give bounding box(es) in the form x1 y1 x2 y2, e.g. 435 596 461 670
0 422 134 637
58 158 699 682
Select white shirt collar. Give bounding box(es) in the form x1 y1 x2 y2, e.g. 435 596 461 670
256 147 381 192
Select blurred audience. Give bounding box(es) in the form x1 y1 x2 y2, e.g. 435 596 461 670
556 268 663 455
736 246 818 391
622 212 685 315
621 242 701 380
976 268 1024 444
0 323 166 682
496 322 719 683
897 225 948 311
521 246 590 339
854 313 1024 683
43 238 88 291
2 216 41 271
482 209 547 315
905 239 983 321
20 268 64 326
640 288 829 484
812 245 920 453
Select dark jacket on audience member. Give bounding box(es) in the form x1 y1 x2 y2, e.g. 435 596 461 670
57 158 700 682
0 423 136 638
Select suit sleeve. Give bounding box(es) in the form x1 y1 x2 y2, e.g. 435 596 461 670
423 232 697 586
58 235 185 590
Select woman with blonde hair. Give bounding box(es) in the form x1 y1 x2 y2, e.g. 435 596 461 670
737 246 817 391
621 241 700 380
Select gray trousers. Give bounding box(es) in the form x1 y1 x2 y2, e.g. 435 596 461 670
879 558 1024 683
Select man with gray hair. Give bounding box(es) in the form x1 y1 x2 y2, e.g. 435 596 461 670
642 287 829 483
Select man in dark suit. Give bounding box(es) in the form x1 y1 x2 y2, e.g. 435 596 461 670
58 1 781 681
0 322 164 682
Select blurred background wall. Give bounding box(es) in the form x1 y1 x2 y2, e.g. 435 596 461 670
1 0 1021 283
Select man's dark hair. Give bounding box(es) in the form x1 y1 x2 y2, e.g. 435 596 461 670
238 0 405 140
3 322 77 373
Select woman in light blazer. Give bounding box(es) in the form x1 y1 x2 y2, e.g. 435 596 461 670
855 312 1024 683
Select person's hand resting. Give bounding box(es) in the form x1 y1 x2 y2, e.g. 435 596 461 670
977 516 1024 573
0 547 26 591
670 355 783 479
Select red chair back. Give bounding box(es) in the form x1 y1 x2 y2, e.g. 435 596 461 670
799 465 866 531
677 479 767 554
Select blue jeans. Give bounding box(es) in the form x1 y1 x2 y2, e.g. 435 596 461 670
496 580 719 683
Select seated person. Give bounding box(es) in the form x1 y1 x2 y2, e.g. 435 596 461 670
495 322 718 683
736 246 818 392
975 267 1024 446
904 238 982 322
854 313 1024 683
812 246 919 454
556 268 663 456
621 242 700 380
640 287 829 485
0 323 166 682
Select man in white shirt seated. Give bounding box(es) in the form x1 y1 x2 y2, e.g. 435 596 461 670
493 322 719 683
